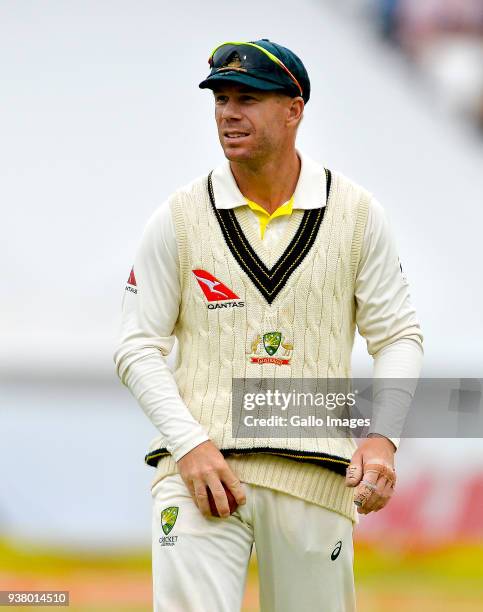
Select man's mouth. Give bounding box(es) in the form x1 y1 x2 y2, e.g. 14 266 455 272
224 131 250 139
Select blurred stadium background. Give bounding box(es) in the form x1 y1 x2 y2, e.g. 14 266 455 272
1 0 482 610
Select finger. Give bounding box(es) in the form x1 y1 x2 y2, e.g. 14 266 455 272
354 482 376 511
364 463 396 488
193 479 211 517
220 468 246 506
360 475 387 513
353 470 379 510
373 479 395 512
183 477 195 497
383 479 395 498
355 489 376 512
346 457 363 487
180 477 199 508
206 473 230 518
362 470 379 486
356 459 394 513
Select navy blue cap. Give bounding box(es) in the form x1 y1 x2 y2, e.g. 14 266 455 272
199 39 311 104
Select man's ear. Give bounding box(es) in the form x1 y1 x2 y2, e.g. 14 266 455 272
287 97 304 127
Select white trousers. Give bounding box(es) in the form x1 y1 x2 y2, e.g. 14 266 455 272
151 474 355 612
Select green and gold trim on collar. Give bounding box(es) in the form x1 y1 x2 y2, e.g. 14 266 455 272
207 168 332 305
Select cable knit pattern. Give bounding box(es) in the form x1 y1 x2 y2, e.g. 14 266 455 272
147 169 370 523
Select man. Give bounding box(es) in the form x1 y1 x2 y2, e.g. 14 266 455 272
114 39 423 612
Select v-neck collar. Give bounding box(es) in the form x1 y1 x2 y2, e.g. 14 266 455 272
207 169 332 305
235 205 304 265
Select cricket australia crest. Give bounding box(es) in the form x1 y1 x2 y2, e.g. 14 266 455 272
247 331 293 366
161 506 179 535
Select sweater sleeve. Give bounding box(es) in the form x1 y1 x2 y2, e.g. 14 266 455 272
356 197 424 449
113 201 209 462
355 197 423 355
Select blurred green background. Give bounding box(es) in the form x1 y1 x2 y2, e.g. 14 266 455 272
2 537 483 611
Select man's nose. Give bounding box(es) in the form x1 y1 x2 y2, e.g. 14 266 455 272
220 99 243 120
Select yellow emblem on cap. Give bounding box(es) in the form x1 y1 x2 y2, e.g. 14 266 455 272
217 52 248 73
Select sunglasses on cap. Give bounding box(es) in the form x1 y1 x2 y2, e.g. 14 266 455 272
208 41 304 98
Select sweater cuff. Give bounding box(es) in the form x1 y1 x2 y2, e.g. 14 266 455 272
367 432 399 451
168 431 211 463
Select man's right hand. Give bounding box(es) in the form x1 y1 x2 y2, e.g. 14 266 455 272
176 440 246 518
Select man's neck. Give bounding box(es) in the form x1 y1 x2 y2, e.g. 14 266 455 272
229 149 301 215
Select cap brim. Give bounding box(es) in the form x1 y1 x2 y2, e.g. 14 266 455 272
199 71 288 93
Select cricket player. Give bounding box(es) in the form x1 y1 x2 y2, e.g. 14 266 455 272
114 39 423 612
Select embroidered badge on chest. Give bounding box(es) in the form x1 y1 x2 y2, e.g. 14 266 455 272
247 331 293 365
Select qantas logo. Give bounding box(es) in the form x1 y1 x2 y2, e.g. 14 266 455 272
192 269 238 301
127 268 137 286
125 267 137 294
192 269 244 309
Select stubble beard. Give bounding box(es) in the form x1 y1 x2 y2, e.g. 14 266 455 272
220 129 278 169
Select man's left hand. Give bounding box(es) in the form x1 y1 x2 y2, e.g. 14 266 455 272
345 435 397 514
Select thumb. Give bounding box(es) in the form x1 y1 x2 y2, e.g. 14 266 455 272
345 453 363 487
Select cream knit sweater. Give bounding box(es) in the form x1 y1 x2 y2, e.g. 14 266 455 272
147 168 371 522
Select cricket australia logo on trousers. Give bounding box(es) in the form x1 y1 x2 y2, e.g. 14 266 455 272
159 506 179 546
192 269 245 309
248 331 293 365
